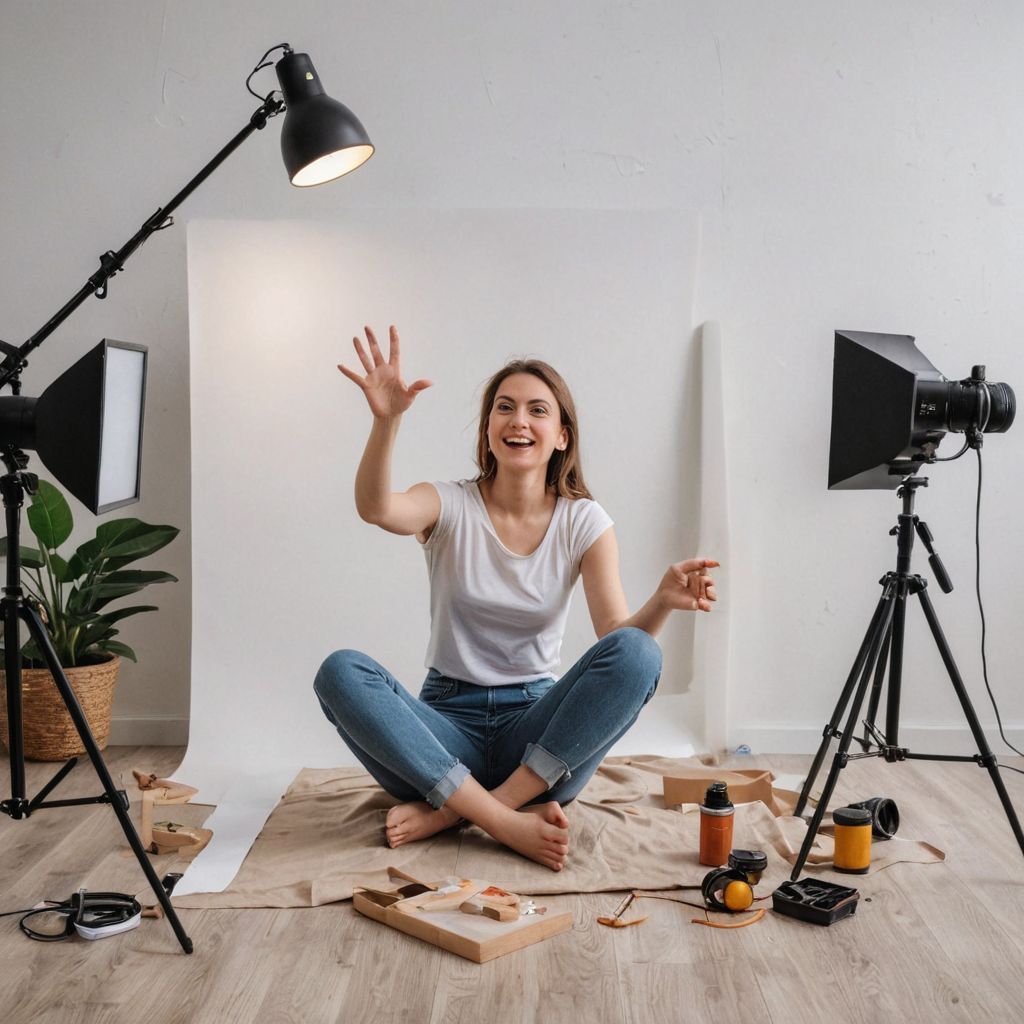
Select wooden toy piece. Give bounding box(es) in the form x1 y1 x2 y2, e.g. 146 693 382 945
403 878 482 914
387 865 437 890
477 885 520 907
460 898 519 922
151 821 213 859
130 767 201 855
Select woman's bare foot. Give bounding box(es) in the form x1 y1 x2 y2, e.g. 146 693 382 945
521 800 570 829
384 800 462 848
490 801 570 871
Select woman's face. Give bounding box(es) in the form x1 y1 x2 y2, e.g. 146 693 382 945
487 373 569 477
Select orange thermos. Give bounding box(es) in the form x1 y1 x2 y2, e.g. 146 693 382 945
699 781 735 867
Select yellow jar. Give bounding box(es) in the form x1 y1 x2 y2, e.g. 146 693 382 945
833 806 872 874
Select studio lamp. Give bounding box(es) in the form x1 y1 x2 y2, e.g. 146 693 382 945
787 328 1024 883
0 42 373 956
0 340 146 514
828 329 1015 489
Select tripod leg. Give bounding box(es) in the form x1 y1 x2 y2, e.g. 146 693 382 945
794 593 890 818
884 593 909 745
790 596 897 880
2 593 27 815
19 605 194 953
916 589 1024 859
861 620 892 751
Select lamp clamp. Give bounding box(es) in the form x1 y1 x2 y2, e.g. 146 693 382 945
250 94 286 130
89 250 127 300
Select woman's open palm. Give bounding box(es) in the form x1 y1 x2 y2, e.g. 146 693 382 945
338 325 433 420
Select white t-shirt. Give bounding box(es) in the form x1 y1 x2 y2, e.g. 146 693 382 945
420 479 614 686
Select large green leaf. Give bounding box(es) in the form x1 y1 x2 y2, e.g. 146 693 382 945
74 623 117 652
73 537 103 572
64 552 87 581
96 520 179 564
92 605 158 626
26 480 73 551
70 571 177 613
0 538 45 568
100 640 137 663
50 554 74 583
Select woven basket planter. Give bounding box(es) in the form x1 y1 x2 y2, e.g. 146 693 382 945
0 655 120 761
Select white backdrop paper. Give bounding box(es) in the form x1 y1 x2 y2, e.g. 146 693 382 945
173 211 704 892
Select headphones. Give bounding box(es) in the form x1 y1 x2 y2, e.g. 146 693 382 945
701 867 755 913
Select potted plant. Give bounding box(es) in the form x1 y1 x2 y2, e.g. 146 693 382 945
0 479 178 760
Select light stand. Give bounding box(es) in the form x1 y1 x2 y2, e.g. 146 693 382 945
790 475 1024 880
1 45 373 954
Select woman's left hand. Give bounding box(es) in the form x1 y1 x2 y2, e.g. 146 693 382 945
658 558 720 613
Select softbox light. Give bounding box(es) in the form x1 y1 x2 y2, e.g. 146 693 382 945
0 339 146 514
828 330 947 490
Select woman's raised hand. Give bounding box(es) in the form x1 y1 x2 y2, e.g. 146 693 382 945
658 558 720 613
337 325 433 420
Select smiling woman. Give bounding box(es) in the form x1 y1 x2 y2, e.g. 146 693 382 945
319 325 717 874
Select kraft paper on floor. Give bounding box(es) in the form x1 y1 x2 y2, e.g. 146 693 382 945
170 756 943 909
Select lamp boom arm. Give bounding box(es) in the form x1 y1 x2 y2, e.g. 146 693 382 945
0 95 285 392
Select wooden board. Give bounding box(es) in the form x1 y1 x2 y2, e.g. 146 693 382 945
353 881 573 963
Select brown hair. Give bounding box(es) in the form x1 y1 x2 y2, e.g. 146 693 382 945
472 359 594 500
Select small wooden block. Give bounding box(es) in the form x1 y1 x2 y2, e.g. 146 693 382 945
481 904 519 922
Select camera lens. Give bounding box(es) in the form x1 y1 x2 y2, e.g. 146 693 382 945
937 380 1015 436
984 381 1016 432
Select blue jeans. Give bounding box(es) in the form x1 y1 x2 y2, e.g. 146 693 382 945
313 627 663 810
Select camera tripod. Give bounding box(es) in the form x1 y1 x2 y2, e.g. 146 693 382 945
1 452 193 953
790 475 1024 880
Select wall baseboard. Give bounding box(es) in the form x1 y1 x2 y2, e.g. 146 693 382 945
732 724 1024 757
108 717 189 746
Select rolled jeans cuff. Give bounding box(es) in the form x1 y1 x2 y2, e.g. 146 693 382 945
522 742 571 789
424 760 471 810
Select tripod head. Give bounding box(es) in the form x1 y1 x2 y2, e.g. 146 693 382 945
890 476 953 594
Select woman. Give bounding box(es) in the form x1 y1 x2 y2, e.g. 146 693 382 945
315 325 718 872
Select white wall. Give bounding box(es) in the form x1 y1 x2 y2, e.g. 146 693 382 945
2 2 1023 754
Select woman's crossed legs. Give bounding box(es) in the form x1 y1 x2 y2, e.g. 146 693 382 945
313 627 662 871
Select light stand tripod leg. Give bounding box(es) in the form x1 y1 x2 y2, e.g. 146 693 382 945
20 604 193 953
794 593 890 818
915 588 1024 858
2 595 28 816
790 596 897 881
861 622 892 751
885 597 909 744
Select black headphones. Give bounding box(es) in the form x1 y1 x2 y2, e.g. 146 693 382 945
701 867 754 913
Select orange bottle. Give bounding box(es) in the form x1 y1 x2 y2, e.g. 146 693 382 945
699 781 735 866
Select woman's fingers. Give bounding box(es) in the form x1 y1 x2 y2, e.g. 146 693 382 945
337 363 366 388
679 557 720 573
364 325 385 366
388 324 400 366
353 335 374 374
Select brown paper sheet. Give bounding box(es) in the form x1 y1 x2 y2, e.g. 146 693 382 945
171 755 942 909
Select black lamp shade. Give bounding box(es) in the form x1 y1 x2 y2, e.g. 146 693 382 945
0 339 147 514
276 52 374 187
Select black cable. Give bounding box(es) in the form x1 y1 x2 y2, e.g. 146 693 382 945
931 439 970 462
0 902 60 918
3 891 141 942
972 447 1024 767
246 43 291 101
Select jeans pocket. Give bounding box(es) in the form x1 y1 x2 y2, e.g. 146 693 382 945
521 679 555 702
419 677 457 703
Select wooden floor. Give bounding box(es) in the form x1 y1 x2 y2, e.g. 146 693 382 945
2 746 1024 1024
